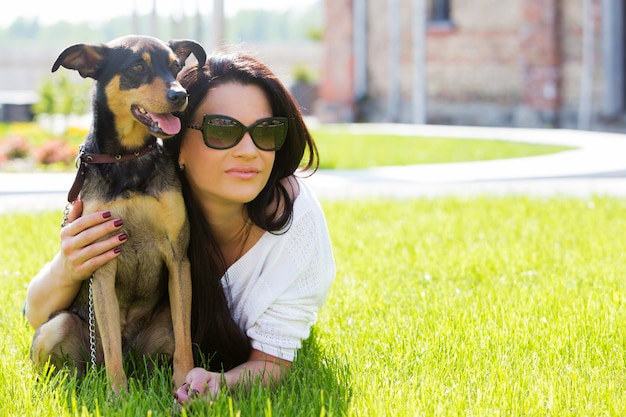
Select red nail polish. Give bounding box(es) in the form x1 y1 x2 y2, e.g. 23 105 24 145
118 233 128 242
114 219 123 227
113 247 122 254
102 211 112 219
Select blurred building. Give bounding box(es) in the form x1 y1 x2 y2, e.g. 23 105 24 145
318 0 623 131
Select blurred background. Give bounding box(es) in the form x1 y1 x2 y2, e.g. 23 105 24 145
0 0 623 133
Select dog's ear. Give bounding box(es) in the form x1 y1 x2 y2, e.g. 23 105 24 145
52 43 109 80
168 40 207 67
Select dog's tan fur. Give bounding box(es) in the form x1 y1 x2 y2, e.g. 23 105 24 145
30 35 206 393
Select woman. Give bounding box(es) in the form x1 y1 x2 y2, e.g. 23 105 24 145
24 52 335 403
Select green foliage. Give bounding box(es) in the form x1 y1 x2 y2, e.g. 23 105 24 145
33 73 91 117
0 2 323 48
3 196 626 415
227 6 322 43
306 26 324 42
5 17 40 41
33 78 56 117
0 18 119 47
292 65 317 85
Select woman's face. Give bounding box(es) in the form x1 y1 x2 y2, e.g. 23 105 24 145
179 82 276 208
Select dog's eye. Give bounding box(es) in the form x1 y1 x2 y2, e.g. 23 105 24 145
171 61 183 74
131 63 145 73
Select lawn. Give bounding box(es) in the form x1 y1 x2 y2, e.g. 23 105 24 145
2 195 625 416
312 125 573 169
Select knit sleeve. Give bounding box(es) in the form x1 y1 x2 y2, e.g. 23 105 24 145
226 180 335 361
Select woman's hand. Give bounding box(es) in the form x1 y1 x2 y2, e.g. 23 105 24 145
25 199 127 328
173 349 291 404
174 367 222 403
58 199 127 283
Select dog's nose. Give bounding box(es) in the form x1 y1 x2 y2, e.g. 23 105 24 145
167 88 188 106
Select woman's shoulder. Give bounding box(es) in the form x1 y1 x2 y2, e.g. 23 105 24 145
286 176 325 220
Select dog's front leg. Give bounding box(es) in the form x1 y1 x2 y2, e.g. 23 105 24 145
92 261 127 393
168 255 194 388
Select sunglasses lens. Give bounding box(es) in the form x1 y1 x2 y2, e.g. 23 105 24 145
252 118 287 151
197 115 288 151
203 117 242 149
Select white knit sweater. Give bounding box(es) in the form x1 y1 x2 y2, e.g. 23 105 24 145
222 177 335 361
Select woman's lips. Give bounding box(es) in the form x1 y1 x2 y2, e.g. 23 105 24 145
226 167 260 180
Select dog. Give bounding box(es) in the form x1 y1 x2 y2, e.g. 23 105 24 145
30 35 206 394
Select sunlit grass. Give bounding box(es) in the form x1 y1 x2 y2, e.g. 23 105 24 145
320 196 626 415
3 195 625 415
311 125 573 169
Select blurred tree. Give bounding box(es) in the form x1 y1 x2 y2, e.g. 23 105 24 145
228 6 322 42
6 17 40 40
32 73 91 132
0 2 322 47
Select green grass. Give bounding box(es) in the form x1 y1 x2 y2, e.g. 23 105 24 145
3 196 626 415
311 126 573 169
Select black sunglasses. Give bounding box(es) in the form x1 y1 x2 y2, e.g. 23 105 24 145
188 114 288 151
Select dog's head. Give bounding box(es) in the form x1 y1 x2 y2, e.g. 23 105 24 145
52 35 206 148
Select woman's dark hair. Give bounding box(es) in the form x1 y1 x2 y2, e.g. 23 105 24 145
165 52 319 370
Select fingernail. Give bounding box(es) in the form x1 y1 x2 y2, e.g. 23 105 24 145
118 233 128 242
102 211 112 219
114 219 123 227
113 247 122 254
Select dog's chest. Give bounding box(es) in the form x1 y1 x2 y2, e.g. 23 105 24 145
115 217 169 301
85 189 187 303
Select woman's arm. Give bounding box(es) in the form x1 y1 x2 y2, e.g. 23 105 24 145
24 200 127 328
174 348 291 402
223 349 292 389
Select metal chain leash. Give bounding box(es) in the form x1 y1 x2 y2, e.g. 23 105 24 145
60 203 71 227
61 203 97 369
88 274 97 368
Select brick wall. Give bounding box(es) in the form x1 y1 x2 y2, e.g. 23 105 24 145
320 0 605 128
427 1 522 104
317 0 355 122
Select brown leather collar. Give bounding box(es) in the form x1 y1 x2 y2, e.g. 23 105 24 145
67 140 159 202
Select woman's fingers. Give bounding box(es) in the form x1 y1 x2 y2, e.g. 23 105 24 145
65 199 83 224
174 368 222 404
61 208 115 237
174 383 191 403
59 207 126 280
69 232 127 277
63 214 123 249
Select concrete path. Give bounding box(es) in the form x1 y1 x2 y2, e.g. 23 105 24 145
304 124 626 200
1 124 625 214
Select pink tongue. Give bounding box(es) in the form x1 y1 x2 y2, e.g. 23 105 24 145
149 112 181 135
